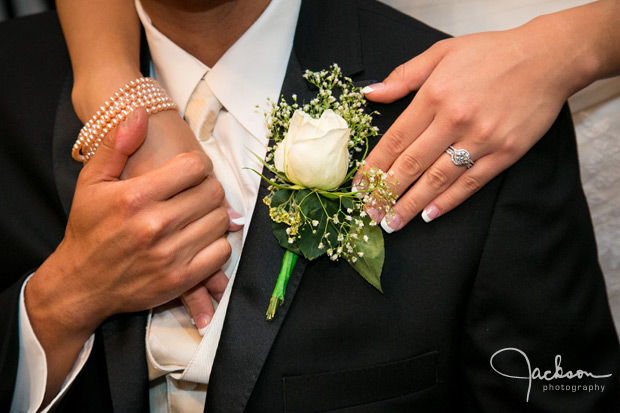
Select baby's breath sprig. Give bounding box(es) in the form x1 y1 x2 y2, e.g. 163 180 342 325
254 64 397 320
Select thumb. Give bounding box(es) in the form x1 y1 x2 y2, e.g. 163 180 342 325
84 107 148 182
363 42 446 103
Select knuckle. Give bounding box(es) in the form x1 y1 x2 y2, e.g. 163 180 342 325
397 152 423 177
219 238 232 261
461 174 483 193
120 190 148 213
390 63 408 83
446 103 473 127
182 292 209 314
195 150 214 173
500 137 521 155
433 38 450 50
205 206 230 236
165 267 187 291
472 120 496 143
136 216 166 244
396 195 420 217
177 152 208 178
98 131 116 152
214 206 229 227
424 82 449 106
208 179 225 204
384 128 411 155
182 292 201 307
158 246 176 267
425 167 450 190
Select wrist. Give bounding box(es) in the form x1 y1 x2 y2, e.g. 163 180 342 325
520 14 597 100
72 66 144 122
25 245 106 346
525 1 620 98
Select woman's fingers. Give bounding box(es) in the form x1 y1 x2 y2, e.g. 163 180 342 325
203 270 228 303
359 43 450 176
181 284 215 336
181 269 229 336
381 143 482 232
421 152 521 223
362 40 447 103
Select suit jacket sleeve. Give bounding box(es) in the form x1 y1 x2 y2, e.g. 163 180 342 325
0 12 77 411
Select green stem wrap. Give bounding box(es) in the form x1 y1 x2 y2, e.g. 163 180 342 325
266 250 299 321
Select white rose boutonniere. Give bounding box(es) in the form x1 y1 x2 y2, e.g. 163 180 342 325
250 65 397 320
274 109 350 190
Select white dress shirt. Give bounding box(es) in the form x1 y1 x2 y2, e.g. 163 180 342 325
11 0 301 411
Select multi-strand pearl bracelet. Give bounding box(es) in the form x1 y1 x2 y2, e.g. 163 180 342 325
72 77 178 163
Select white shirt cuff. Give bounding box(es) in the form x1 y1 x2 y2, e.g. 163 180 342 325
10 273 95 413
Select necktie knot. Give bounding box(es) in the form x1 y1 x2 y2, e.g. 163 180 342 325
185 77 222 141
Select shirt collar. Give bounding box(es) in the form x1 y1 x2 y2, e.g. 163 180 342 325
136 0 301 140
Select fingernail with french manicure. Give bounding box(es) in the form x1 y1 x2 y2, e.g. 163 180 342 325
351 179 366 198
367 207 385 223
228 209 246 226
361 82 385 95
380 213 402 234
194 314 212 336
421 205 440 223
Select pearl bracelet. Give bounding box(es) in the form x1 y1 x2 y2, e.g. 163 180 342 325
72 77 178 163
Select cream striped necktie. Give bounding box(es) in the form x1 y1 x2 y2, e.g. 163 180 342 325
185 77 222 140
147 74 247 412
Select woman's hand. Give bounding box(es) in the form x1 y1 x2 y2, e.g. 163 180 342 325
361 1 618 231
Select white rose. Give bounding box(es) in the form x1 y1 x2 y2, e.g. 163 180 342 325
274 109 350 190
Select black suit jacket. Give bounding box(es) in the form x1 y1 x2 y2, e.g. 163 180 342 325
1 1 619 412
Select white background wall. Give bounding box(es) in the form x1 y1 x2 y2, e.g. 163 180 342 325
381 0 620 333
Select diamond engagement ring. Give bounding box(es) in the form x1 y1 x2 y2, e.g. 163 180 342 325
445 146 474 169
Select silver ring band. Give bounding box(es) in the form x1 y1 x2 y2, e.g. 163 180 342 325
445 146 474 169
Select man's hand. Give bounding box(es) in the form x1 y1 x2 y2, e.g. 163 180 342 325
25 108 231 403
121 109 242 333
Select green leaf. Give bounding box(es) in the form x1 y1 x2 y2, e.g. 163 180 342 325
269 190 302 255
271 188 293 207
271 220 302 255
350 217 384 292
341 196 355 213
296 191 339 260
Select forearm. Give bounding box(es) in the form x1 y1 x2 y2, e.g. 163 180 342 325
56 0 142 122
529 0 620 96
57 0 203 175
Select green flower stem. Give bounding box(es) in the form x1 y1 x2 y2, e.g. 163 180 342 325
266 250 299 321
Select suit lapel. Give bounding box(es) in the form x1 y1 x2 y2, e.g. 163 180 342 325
293 0 362 76
205 1 363 411
100 313 150 412
203 49 309 413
